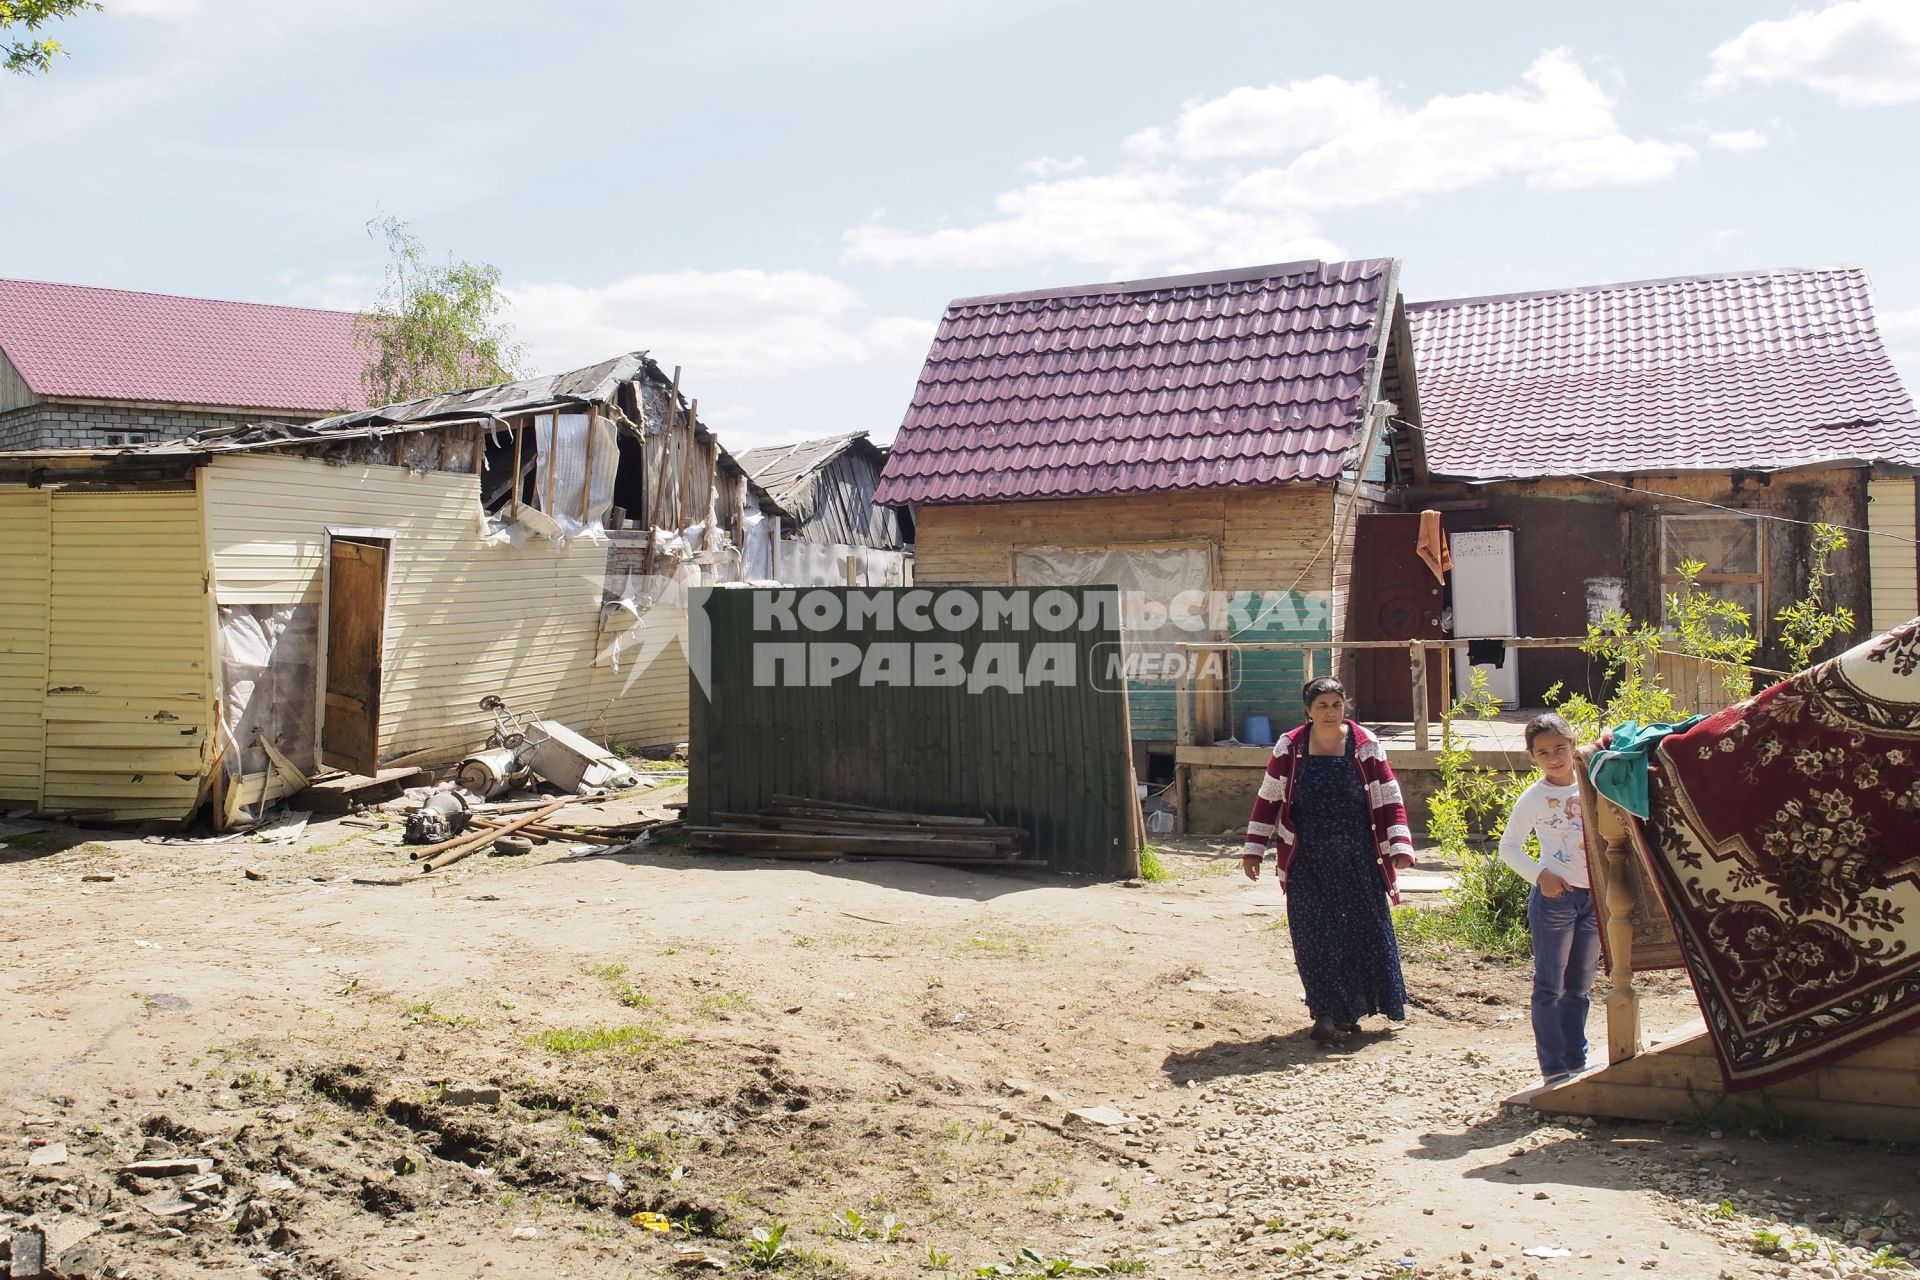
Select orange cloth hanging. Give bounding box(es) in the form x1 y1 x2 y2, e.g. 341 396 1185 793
1416 509 1452 583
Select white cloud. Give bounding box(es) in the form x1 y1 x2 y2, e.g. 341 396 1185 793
844 169 1341 276
1221 51 1693 211
845 51 1690 276
507 269 928 381
1020 154 1088 178
1706 128 1770 151
1704 0 1920 106
1126 76 1398 161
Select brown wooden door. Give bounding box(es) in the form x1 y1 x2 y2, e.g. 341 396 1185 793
323 537 388 776
1349 513 1447 722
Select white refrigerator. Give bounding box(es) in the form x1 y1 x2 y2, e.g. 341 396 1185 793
1450 529 1520 708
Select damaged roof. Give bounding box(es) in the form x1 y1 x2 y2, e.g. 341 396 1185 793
1408 265 1920 479
0 277 364 412
737 432 883 508
874 258 1398 506
308 353 652 432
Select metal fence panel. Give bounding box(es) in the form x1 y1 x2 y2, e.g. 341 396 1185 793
688 586 1135 878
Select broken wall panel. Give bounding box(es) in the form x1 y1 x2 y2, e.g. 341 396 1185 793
40 487 215 823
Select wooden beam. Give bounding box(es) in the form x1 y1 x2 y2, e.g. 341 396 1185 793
1594 783 1644 1064
542 411 558 515
1410 643 1429 752
509 420 523 519
580 404 598 523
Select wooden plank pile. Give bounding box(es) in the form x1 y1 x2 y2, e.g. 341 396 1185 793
685 795 1039 869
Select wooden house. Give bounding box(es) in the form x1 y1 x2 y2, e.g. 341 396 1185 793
1405 266 1920 703
874 259 1425 807
0 352 778 830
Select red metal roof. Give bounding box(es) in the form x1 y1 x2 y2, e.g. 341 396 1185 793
1407 266 1920 480
874 258 1396 506
0 277 365 413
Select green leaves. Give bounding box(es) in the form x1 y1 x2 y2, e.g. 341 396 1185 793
1775 524 1856 671
353 215 525 408
2 0 99 76
743 1221 792 1268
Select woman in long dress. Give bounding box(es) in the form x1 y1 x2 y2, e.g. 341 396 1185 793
1241 677 1414 1047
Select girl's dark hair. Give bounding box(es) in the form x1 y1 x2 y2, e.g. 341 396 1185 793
1524 711 1577 750
1301 676 1347 710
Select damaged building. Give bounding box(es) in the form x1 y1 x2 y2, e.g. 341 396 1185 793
0 353 782 830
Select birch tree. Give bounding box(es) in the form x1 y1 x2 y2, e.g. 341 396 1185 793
353 215 524 408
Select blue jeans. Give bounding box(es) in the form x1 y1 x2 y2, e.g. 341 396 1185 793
1527 884 1600 1078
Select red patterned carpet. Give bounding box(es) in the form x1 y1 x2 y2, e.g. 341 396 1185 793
1632 620 1920 1090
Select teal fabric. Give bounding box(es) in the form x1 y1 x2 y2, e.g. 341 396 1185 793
1587 716 1709 819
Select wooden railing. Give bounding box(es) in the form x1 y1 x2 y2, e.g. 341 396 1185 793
1173 637 1590 752
1171 638 1777 751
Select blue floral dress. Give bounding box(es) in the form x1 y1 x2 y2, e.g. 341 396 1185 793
1287 735 1408 1024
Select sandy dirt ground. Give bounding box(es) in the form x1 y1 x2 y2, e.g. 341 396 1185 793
3 799 1919 1280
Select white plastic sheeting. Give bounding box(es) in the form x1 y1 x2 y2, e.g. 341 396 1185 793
739 507 775 582
774 540 912 587
1012 546 1214 648
531 410 619 539
216 603 319 829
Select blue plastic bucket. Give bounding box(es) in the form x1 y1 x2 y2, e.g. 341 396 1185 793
1243 714 1275 746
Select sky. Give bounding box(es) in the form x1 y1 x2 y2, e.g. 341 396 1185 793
4 0 1919 453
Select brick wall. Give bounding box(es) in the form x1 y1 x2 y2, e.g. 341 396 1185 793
0 402 325 452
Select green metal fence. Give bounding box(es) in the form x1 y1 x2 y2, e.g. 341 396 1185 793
687 585 1136 878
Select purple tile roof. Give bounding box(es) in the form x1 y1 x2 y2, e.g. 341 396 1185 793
1407 266 1920 480
0 277 365 413
874 258 1397 506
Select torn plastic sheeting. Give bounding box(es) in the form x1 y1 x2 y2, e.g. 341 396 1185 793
739 506 774 581
533 410 619 539
216 603 319 831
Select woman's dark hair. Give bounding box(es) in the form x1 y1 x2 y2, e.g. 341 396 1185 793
1524 711 1577 750
1301 676 1347 710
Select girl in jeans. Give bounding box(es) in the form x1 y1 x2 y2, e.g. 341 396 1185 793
1497 712 1599 1085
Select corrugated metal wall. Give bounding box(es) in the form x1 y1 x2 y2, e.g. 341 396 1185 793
202 453 689 767
1869 478 1918 633
0 488 50 804
687 586 1135 878
40 487 215 821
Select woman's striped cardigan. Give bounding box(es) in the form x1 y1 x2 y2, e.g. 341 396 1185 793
1241 719 1417 904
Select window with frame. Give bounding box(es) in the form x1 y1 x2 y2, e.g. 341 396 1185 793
1660 513 1764 630
101 430 156 446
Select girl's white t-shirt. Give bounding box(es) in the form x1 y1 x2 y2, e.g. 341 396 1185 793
1497 779 1589 889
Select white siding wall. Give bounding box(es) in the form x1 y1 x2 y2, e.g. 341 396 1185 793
203 454 689 769
1869 478 1918 633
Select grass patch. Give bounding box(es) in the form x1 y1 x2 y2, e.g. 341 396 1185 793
402 999 477 1029
591 962 629 981
527 1024 681 1056
1137 845 1172 882
694 990 751 1018
616 985 654 1009
1390 851 1530 960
